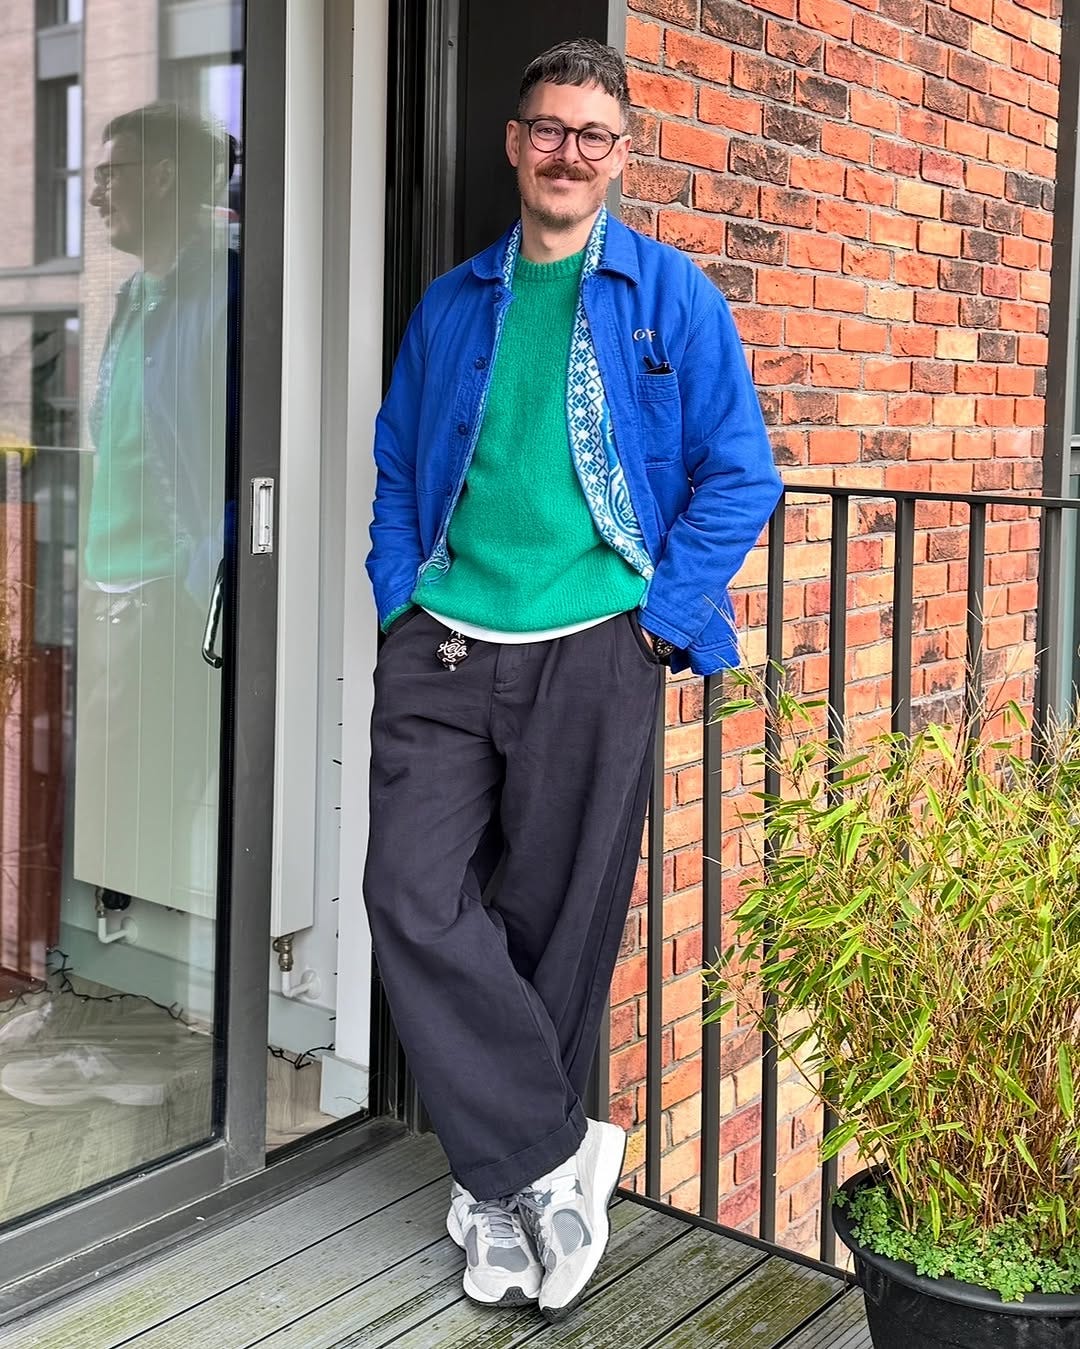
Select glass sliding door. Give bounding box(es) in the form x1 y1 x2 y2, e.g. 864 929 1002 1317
0 0 243 1228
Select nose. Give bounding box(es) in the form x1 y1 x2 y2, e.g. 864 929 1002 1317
559 132 585 166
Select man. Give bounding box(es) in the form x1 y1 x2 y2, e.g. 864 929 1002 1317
364 40 781 1320
75 103 235 914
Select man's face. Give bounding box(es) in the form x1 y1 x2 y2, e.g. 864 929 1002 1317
506 80 629 234
89 133 172 256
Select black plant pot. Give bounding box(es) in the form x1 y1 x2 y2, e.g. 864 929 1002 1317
831 1170 1080 1349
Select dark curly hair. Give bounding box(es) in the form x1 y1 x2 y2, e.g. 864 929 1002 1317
518 39 630 121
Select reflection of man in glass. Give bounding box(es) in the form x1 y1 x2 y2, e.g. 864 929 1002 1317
74 103 235 915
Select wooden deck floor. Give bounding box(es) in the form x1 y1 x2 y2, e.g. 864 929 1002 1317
0 1131 871 1349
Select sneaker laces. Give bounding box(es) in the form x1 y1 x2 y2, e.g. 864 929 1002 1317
469 1197 521 1245
516 1161 582 1237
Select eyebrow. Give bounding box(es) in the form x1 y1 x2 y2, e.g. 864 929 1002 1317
530 116 620 133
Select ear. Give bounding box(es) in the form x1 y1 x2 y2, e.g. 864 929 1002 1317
606 134 631 184
148 157 176 201
506 118 522 169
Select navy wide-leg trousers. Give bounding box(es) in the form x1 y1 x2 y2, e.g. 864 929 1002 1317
363 609 663 1199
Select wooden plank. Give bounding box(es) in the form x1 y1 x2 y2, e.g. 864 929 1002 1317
125 1179 452 1349
380 1201 693 1349
0 1133 448 1349
653 1256 843 1348
514 1226 766 1349
254 1201 642 1349
259 1200 641 1349
782 1288 872 1349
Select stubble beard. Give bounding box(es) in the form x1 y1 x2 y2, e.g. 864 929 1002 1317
518 166 607 235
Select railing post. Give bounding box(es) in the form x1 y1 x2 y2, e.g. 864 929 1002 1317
760 504 786 1244
892 495 916 738
645 693 666 1198
700 676 723 1222
819 494 850 1264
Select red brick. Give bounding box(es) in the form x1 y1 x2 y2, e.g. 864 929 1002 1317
902 108 946 148
853 12 902 57
658 210 726 254
838 392 887 423
876 60 923 105
754 349 809 385
790 155 846 194
820 122 872 162
630 0 698 23
665 29 733 83
735 308 784 345
871 213 918 249
799 0 852 37
918 221 963 256
966 163 1006 196
699 87 763 134
816 199 870 237
843 244 891 279
758 269 815 305
872 137 922 177
840 318 888 352
629 69 696 118
786 312 840 347
693 175 758 216
895 253 940 286
810 353 861 387
846 168 894 207
814 275 867 312
851 88 898 133
760 187 815 227
732 51 794 100
625 162 691 205
660 122 729 170
789 233 844 270
865 358 912 391
626 17 663 62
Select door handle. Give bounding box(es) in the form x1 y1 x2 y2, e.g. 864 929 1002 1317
202 559 225 669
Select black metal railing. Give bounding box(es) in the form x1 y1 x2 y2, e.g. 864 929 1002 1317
622 483 1080 1266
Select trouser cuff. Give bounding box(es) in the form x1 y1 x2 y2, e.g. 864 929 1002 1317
455 1100 588 1200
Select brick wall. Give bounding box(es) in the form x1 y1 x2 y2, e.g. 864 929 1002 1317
612 0 1063 1253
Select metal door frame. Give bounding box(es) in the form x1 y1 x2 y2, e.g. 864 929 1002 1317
0 0 286 1304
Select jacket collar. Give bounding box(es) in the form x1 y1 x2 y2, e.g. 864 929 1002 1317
470 207 640 285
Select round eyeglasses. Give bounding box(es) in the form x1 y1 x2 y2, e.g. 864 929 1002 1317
518 118 621 162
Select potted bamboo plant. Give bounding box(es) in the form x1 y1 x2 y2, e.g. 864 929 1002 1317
708 674 1080 1349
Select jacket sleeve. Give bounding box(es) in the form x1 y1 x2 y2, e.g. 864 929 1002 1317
638 284 782 652
365 302 427 627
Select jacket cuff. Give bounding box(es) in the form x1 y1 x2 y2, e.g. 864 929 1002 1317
380 602 414 634
637 605 693 652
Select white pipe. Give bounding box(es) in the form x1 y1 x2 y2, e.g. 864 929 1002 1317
281 967 322 1001
97 912 138 945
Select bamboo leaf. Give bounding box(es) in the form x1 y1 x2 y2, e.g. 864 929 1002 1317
1058 1044 1075 1122
854 1057 913 1107
993 1064 1040 1114
1013 1134 1040 1177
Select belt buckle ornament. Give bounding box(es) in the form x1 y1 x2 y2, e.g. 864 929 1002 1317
436 631 470 671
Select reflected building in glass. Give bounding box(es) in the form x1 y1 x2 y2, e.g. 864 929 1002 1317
0 0 241 1226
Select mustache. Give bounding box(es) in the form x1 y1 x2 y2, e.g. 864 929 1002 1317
538 162 591 180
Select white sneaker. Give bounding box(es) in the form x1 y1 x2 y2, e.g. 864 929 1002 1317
0 1047 166 1107
0 1004 52 1050
516 1119 627 1321
447 1181 543 1306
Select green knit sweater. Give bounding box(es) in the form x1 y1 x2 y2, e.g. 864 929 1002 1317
414 250 645 632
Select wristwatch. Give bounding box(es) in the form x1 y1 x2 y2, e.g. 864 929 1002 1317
650 635 676 665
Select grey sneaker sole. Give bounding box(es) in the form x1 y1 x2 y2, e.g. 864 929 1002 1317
540 1123 628 1323
446 1202 539 1307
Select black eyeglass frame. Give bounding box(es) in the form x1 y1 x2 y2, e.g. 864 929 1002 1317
516 118 624 161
